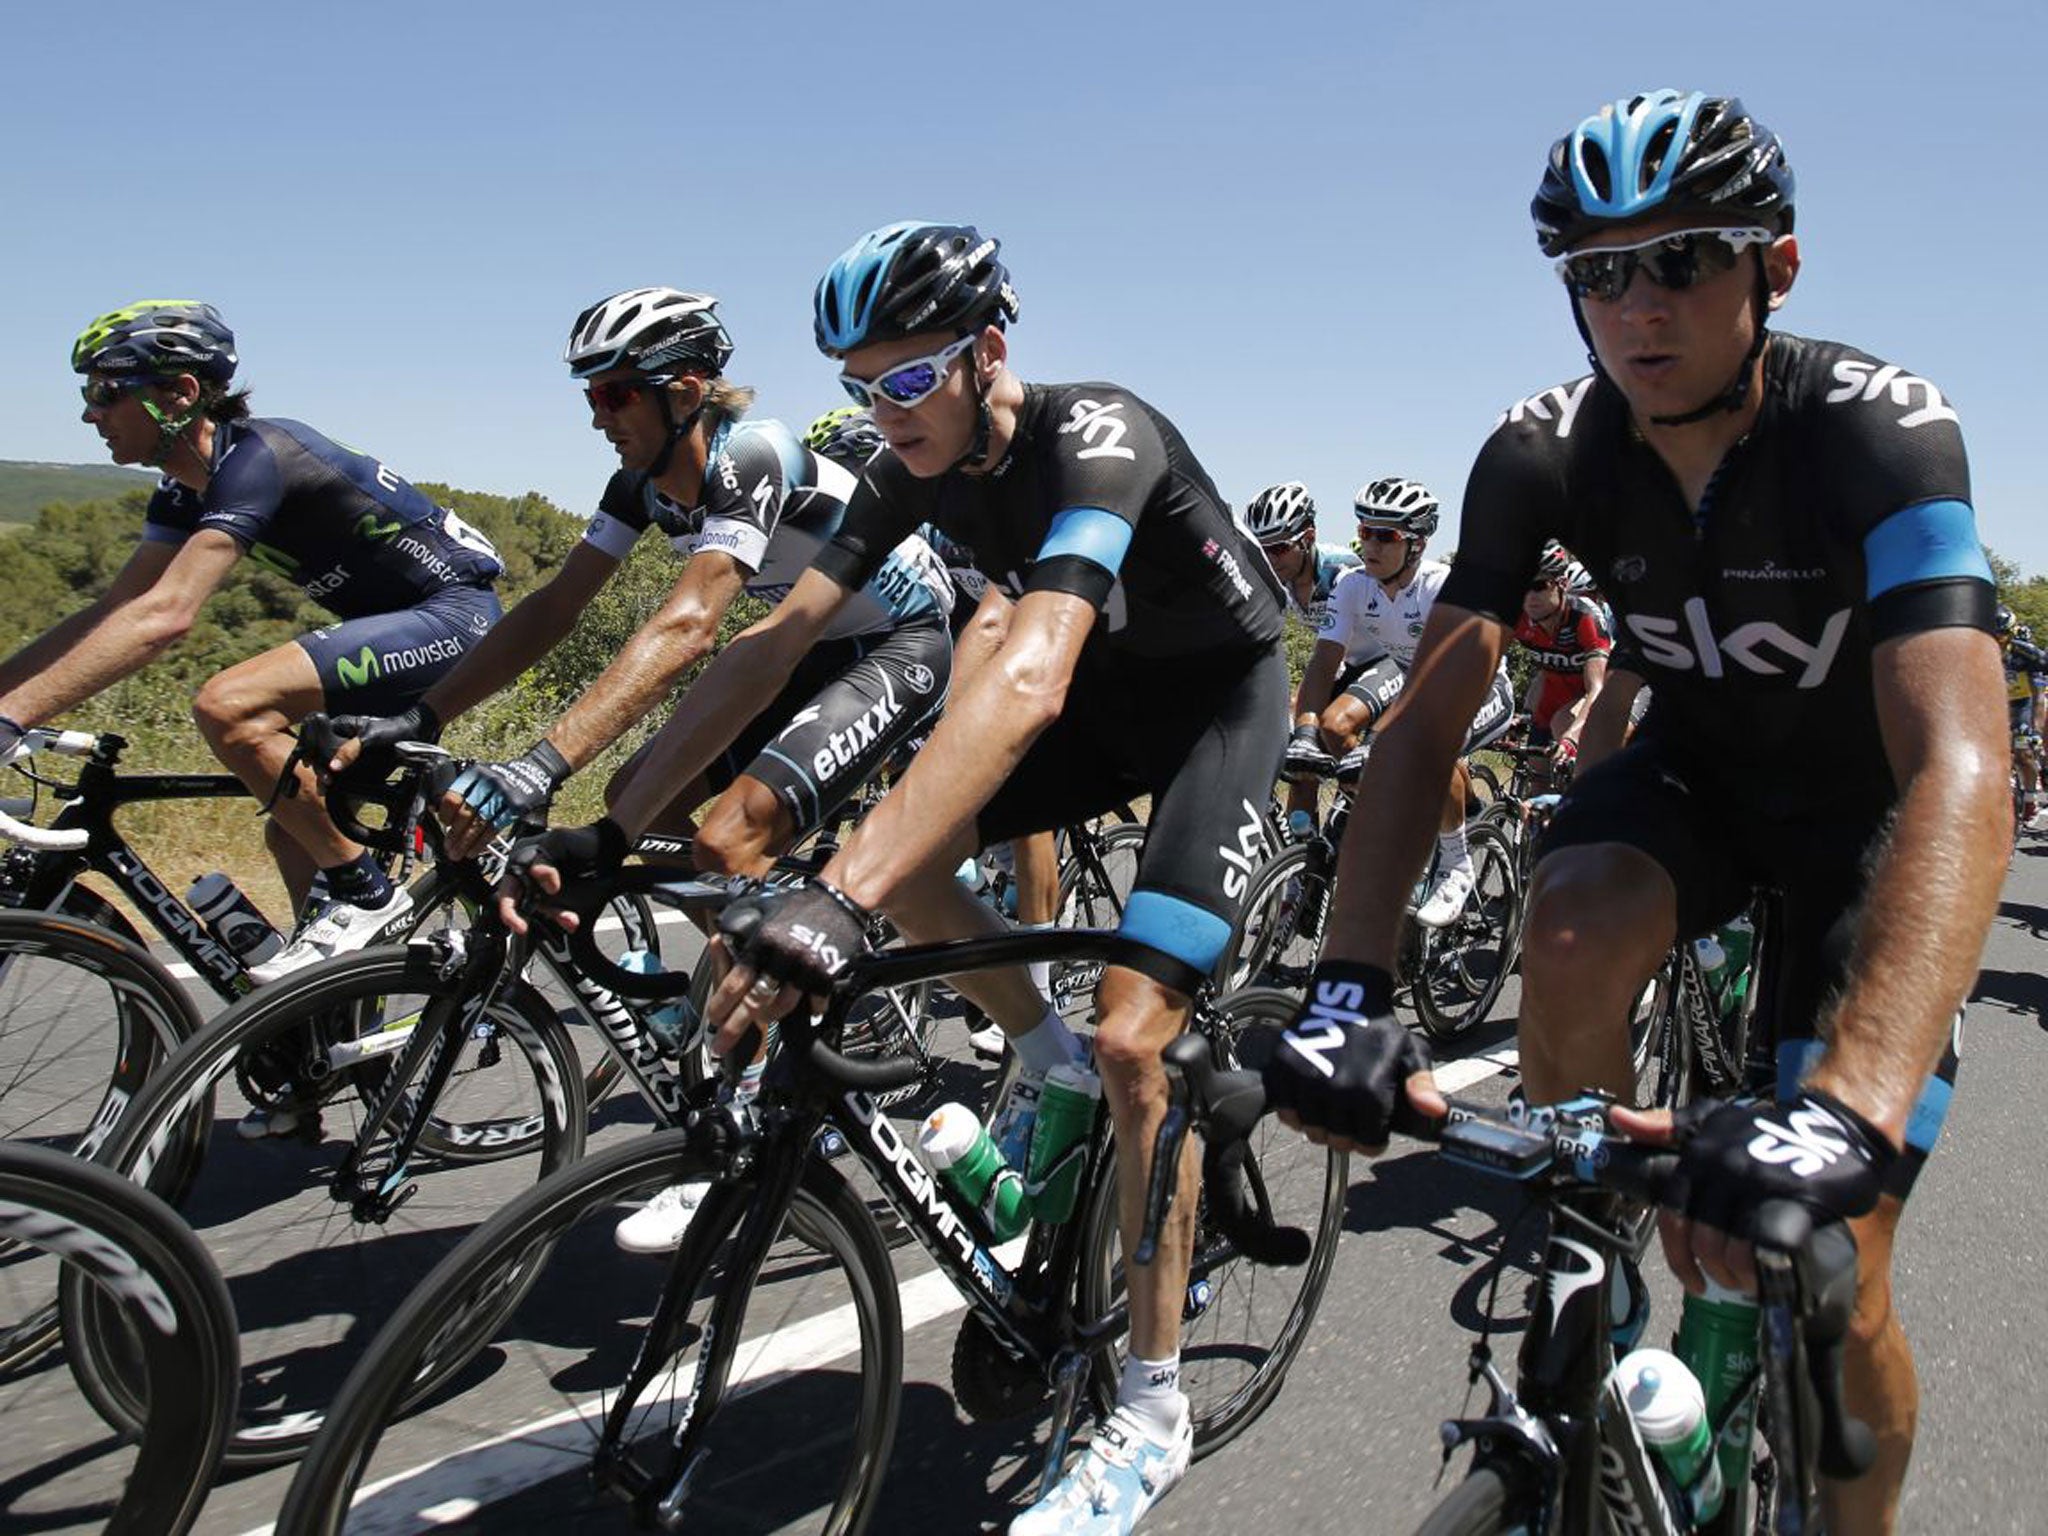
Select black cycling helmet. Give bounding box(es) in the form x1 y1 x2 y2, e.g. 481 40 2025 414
72 301 237 383
814 222 1019 358
1996 604 2018 640
1532 90 1795 259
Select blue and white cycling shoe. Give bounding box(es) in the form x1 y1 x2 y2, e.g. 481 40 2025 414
1010 1403 1192 1535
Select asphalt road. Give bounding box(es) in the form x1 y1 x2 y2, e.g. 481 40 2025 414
9 840 2048 1535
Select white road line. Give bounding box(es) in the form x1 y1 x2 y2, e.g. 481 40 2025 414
234 1237 1026 1536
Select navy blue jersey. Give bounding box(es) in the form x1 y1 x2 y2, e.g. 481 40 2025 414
584 418 950 642
143 417 502 618
1441 333 1989 806
815 383 1286 662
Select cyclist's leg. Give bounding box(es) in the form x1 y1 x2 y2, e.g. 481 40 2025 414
1419 673 1516 924
1518 742 1744 1103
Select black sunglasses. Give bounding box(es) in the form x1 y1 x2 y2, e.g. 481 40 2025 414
1555 226 1773 303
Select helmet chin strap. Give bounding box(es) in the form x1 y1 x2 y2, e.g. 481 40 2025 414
946 352 998 474
646 384 705 481
1573 250 1774 428
138 391 210 477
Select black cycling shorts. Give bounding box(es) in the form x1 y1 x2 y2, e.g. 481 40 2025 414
1337 654 1517 755
299 584 502 713
1540 738 1956 1197
714 616 951 834
978 643 1290 993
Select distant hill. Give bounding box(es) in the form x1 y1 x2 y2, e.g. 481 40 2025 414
0 460 156 523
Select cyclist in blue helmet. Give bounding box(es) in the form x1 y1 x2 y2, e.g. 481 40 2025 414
1264 92 2002 1533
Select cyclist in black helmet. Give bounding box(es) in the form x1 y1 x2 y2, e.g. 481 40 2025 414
1262 90 2004 1532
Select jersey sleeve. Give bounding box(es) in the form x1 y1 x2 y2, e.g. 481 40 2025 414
1438 407 1572 626
188 430 286 549
1022 388 1171 611
1317 567 1363 648
693 429 789 576
140 478 197 546
812 453 930 595
1573 602 1614 658
581 469 650 560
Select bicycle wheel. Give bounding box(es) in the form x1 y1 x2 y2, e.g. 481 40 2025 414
1412 1463 1554 1535
0 910 208 1373
0 1142 237 1536
1412 822 1519 1043
278 1130 903 1535
1075 987 1346 1456
77 943 587 1467
1052 821 1148 1018
1216 843 1325 993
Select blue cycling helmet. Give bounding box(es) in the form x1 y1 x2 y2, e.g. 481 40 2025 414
73 300 238 383
1532 90 1794 258
814 222 1019 357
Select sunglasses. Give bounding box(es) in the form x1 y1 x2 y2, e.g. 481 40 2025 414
1555 226 1774 303
1354 527 1409 546
80 377 153 409
582 375 674 413
838 334 975 411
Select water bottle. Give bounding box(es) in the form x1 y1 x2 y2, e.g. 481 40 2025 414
954 856 989 894
1024 1063 1101 1224
919 1103 1029 1241
1676 1279 1760 1508
1286 809 1316 844
617 949 699 1055
1612 1348 1724 1522
1715 915 1756 1018
187 873 283 965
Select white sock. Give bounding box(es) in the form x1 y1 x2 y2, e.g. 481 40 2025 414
1118 1352 1186 1441
1012 1010 1084 1079
1437 824 1470 873
1022 920 1057 1000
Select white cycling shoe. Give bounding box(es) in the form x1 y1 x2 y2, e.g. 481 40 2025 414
1010 1402 1192 1535
250 887 415 983
614 1180 711 1253
1414 862 1476 928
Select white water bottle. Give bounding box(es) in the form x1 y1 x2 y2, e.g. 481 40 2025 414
187 873 283 965
1611 1348 1724 1521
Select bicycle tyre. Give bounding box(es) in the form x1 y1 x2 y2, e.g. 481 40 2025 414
1413 822 1519 1043
1075 986 1346 1457
0 909 209 1373
278 1129 903 1535
0 1142 238 1536
1411 1464 1550 1536
1216 842 1324 994
78 942 587 1467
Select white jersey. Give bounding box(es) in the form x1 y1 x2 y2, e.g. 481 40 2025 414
1318 560 1451 667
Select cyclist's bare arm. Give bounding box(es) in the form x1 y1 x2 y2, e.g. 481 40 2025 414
949 584 1013 687
1803 625 2008 1149
1562 650 1610 746
825 587 1095 909
541 547 750 771
1293 637 1345 724
0 539 173 703
415 541 619 726
1323 602 1507 969
0 532 238 724
1575 665 1644 771
605 565 850 836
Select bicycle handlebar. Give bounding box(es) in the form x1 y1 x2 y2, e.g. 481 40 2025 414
0 729 101 850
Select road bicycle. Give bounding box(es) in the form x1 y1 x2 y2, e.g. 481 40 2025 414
0 1139 238 1535
276 930 1346 1533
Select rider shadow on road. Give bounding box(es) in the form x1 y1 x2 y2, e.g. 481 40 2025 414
1971 965 2048 1028
1994 898 2048 941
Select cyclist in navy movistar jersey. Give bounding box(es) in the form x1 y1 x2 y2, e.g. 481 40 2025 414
0 300 503 968
1262 92 2005 1532
521 223 1289 1534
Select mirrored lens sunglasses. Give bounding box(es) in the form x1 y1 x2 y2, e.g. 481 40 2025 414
1555 226 1774 303
839 334 976 411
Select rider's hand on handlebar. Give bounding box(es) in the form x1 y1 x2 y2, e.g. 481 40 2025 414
494 817 630 933
307 703 441 786
0 714 25 768
442 740 570 860
1610 1091 1896 1296
1281 723 1335 782
1262 960 1444 1154
706 881 872 1055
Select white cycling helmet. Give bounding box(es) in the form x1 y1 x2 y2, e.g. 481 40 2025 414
1245 482 1317 544
565 288 733 379
1353 477 1440 539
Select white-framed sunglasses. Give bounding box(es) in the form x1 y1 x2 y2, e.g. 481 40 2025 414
1555 225 1775 303
838 334 976 411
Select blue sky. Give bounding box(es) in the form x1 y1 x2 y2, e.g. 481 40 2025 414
5 1 2044 571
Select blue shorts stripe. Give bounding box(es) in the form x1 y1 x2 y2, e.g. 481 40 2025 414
1863 499 1992 600
1776 1038 1952 1154
1036 506 1133 576
1118 891 1232 973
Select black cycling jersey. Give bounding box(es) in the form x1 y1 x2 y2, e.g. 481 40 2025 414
1443 333 1990 816
584 419 950 641
814 382 1287 661
143 417 503 618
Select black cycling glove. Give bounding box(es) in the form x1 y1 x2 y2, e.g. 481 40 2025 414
1281 724 1335 783
1261 960 1433 1145
1669 1089 1896 1236
507 816 630 886
448 740 571 830
307 702 442 778
718 880 872 995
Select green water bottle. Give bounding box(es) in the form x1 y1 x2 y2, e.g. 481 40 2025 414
1612 1347 1724 1522
1025 1063 1101 1224
919 1103 1029 1241
1677 1279 1760 1510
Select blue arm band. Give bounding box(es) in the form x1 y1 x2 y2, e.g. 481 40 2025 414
1036 506 1133 577
1863 499 1992 601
